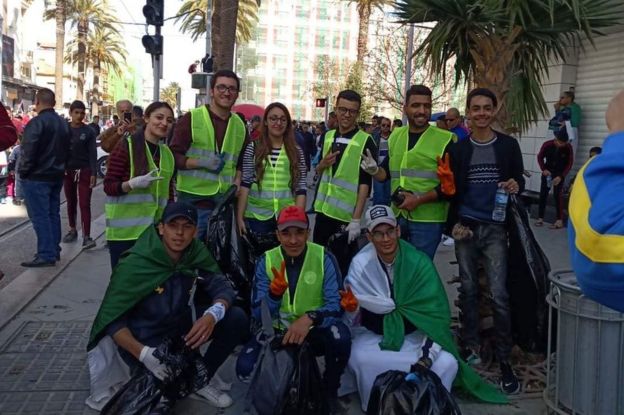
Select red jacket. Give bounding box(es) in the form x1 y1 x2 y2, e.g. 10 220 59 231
0 108 18 151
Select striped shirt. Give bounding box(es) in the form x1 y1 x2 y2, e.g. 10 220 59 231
240 141 307 195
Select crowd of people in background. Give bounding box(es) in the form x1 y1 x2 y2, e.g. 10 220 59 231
5 67 623 415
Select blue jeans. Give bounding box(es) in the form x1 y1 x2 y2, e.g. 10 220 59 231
22 179 63 262
246 217 277 234
372 179 391 206
177 194 222 242
398 218 444 260
455 222 513 361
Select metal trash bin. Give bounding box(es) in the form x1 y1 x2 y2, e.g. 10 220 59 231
544 269 624 414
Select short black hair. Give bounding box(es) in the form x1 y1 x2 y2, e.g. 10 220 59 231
405 85 432 104
555 128 569 142
393 119 403 127
36 88 56 107
336 89 362 107
210 69 240 91
589 146 602 155
132 105 144 118
467 88 498 108
329 111 336 118
563 91 575 101
112 114 119 120
69 100 86 111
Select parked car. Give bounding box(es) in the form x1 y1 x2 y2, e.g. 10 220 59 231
96 142 108 178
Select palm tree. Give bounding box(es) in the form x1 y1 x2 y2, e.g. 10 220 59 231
176 0 259 70
66 26 126 116
394 0 623 133
45 0 67 109
45 0 118 101
160 82 181 113
346 0 393 63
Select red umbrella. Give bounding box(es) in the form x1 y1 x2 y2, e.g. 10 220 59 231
232 103 264 122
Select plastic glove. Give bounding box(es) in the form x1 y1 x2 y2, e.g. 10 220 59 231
339 286 358 312
346 219 361 243
139 346 169 381
128 169 163 190
196 152 225 173
436 154 455 196
360 149 379 175
269 260 288 297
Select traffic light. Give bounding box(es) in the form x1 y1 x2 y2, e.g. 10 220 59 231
143 0 164 26
315 98 327 108
142 34 163 56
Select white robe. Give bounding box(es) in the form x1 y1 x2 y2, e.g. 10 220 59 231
339 244 459 411
85 336 131 411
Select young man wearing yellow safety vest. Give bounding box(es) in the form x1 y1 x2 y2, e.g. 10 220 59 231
170 69 248 241
368 85 456 259
239 205 351 414
313 90 378 275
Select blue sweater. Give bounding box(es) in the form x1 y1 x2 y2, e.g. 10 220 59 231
568 131 624 312
251 246 343 327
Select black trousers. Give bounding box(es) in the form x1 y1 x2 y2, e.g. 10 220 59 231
538 175 564 220
312 213 351 276
307 321 352 395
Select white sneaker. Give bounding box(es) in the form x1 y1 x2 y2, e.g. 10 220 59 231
191 384 233 408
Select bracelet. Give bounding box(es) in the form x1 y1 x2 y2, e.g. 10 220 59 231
204 302 226 323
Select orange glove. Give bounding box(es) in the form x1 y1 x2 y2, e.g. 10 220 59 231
437 154 456 196
339 286 358 312
270 261 288 297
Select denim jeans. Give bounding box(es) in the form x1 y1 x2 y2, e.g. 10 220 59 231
455 222 513 361
22 179 63 262
398 218 444 260
177 194 222 242
372 179 391 206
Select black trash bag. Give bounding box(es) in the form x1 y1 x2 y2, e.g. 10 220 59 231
101 337 210 415
366 367 462 415
206 184 251 312
326 230 369 278
241 229 279 277
246 300 298 415
282 341 328 415
507 195 551 353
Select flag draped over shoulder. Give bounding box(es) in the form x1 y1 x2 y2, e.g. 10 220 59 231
381 240 507 404
87 226 218 350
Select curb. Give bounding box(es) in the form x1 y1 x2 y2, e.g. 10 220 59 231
0 213 106 331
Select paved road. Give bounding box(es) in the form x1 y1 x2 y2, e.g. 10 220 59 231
0 181 106 289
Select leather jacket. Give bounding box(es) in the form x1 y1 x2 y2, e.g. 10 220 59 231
18 108 71 181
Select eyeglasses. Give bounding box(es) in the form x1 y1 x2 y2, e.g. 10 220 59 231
336 106 359 116
214 84 239 94
370 227 398 242
268 116 288 125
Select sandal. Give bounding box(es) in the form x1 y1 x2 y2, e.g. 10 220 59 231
549 220 563 229
535 219 544 227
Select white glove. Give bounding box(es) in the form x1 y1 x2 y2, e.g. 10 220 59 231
346 219 361 244
196 153 225 172
128 169 163 190
360 149 379 175
139 346 169 381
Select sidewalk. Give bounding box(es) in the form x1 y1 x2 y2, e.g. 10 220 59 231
0 219 569 414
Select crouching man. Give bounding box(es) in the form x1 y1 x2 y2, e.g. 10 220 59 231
238 205 351 414
86 201 248 411
340 205 505 410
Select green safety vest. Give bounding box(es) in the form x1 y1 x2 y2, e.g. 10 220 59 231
314 130 369 222
105 136 174 241
245 146 295 220
389 125 453 222
176 106 246 196
266 242 325 326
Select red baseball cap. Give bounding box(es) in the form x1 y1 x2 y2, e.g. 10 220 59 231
277 206 309 231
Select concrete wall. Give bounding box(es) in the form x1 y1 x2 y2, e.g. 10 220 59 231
518 49 579 192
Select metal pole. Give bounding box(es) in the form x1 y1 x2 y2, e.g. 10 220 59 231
153 26 162 102
206 0 212 57
402 24 415 125
324 95 329 124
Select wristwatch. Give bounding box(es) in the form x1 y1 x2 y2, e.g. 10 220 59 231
305 311 319 325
